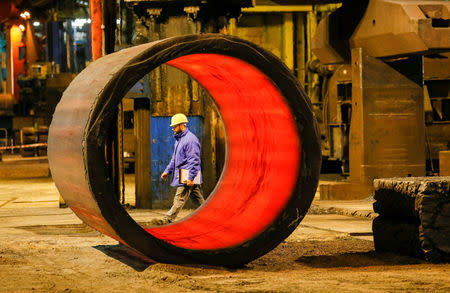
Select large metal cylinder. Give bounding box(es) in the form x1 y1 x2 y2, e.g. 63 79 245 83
48 34 321 267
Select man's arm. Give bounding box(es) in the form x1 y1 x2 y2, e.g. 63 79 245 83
184 140 201 181
162 146 176 180
164 155 175 174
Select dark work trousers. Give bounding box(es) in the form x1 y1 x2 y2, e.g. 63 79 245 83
165 185 205 222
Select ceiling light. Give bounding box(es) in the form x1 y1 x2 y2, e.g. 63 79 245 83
20 11 31 20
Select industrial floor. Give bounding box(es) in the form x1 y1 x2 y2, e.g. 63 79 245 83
0 177 449 292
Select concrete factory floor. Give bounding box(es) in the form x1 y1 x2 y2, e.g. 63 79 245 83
0 177 449 292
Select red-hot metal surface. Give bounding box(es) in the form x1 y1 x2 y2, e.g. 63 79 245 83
146 54 301 250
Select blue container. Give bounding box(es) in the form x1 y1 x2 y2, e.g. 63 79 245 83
150 116 203 202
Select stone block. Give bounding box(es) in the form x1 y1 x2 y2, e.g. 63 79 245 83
372 216 423 258
372 177 450 262
373 177 450 219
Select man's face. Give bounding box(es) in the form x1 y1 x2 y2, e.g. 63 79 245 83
172 124 182 134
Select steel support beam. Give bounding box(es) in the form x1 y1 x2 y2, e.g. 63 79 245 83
134 98 152 209
350 48 426 186
90 0 103 61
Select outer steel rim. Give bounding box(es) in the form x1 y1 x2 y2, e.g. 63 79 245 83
48 34 321 266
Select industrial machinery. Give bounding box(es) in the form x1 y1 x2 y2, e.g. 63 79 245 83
9 0 447 265
0 0 88 152
127 0 254 26
312 0 450 198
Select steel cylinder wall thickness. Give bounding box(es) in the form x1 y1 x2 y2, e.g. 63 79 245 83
48 34 321 267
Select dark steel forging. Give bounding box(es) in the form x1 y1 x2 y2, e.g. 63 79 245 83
48 34 321 267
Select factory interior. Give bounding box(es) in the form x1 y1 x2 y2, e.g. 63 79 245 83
0 0 449 291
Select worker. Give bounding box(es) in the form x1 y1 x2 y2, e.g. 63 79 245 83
159 113 205 224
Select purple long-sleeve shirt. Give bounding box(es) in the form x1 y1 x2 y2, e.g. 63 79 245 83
163 128 202 187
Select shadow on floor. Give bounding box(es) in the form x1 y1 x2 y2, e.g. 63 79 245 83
95 239 425 272
94 244 156 272
18 224 101 237
242 239 427 272
295 251 424 268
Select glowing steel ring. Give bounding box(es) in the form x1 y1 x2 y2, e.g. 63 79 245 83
48 34 321 266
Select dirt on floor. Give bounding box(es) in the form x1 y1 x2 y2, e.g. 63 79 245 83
0 177 448 292
0 219 449 293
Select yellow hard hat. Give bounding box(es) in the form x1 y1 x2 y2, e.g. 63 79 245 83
170 113 188 127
